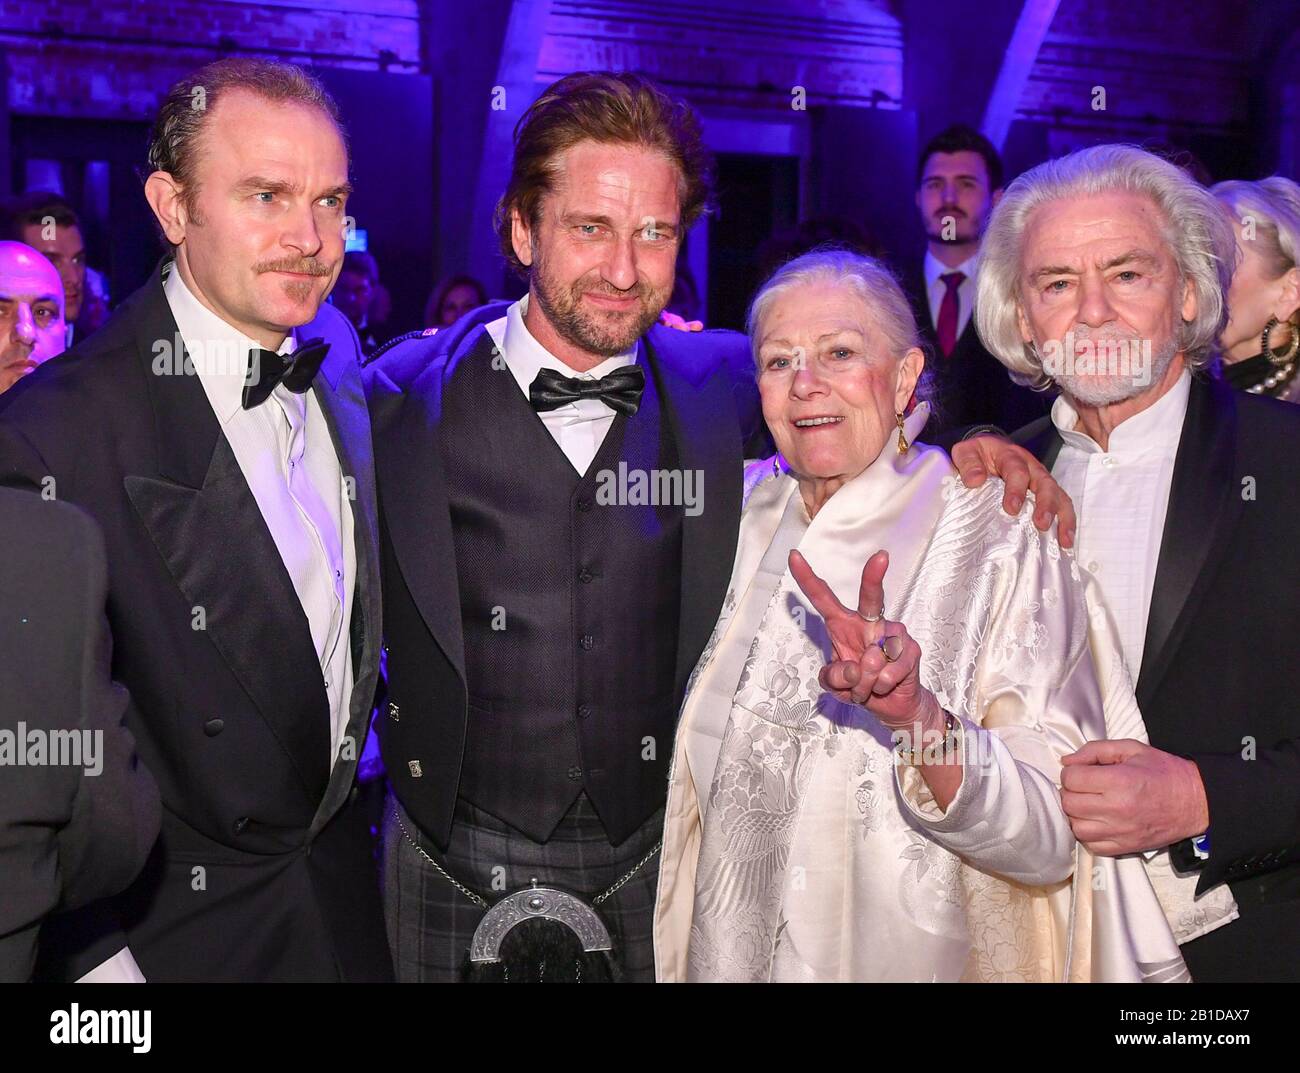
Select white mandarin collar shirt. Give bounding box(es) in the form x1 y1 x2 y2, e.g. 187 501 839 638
485 293 639 477
1049 369 1191 681
163 263 356 765
923 249 980 338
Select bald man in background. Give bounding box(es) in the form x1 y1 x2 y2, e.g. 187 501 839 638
0 242 66 394
2 192 85 346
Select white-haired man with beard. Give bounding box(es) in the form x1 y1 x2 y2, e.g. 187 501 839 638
953 143 1300 981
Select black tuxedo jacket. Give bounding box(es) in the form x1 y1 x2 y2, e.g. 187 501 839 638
1015 376 1300 981
0 491 160 982
903 269 1052 440
0 263 392 981
364 302 765 846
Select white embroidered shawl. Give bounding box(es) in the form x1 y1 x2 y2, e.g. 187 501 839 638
654 412 1226 982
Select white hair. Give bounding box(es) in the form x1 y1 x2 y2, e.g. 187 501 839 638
975 144 1235 387
746 247 921 365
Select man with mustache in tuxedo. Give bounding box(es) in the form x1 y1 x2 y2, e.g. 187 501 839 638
0 57 390 981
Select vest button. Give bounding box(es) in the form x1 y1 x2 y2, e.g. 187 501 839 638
577 704 592 720
203 718 224 737
567 765 583 781
579 634 594 650
579 569 593 584
576 499 593 512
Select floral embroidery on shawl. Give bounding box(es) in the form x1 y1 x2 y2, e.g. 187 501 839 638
686 476 1084 981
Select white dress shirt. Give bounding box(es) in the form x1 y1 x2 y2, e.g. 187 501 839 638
164 265 356 762
1049 370 1191 682
923 249 980 338
485 293 638 476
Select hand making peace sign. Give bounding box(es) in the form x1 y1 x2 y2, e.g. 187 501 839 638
788 548 944 732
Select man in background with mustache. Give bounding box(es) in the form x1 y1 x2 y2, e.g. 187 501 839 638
1 192 86 348
906 125 1051 439
0 58 391 981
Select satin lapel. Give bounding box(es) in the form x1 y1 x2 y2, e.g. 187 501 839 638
1135 378 1242 711
126 278 331 800
371 338 468 684
125 441 332 801
644 334 744 701
308 347 383 824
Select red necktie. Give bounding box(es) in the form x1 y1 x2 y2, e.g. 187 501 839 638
936 271 965 357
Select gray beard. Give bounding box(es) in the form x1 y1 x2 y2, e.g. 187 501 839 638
1049 333 1180 407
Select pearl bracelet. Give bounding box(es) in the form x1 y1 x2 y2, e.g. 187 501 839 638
894 709 960 766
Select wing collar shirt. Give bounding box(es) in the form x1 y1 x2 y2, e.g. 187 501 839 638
163 263 356 766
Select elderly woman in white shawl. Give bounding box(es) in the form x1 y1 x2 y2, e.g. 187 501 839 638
653 249 1187 983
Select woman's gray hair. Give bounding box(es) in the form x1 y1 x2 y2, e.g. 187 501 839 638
975 144 1236 387
1211 176 1300 283
746 247 922 365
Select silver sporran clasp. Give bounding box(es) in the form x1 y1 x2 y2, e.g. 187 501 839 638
469 879 612 964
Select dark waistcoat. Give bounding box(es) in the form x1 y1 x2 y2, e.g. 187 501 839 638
438 347 685 842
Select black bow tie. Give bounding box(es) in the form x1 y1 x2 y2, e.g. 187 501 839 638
528 364 645 416
241 338 330 410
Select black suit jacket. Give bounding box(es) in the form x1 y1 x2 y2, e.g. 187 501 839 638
0 263 391 981
364 303 764 846
0 490 160 982
370 303 772 459
1015 376 1300 981
903 268 1052 441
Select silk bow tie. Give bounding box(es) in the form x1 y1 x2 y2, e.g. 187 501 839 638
528 364 645 416
241 338 330 410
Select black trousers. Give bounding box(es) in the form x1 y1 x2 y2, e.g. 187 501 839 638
382 789 661 982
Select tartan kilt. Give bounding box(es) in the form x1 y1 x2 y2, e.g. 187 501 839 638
382 788 662 982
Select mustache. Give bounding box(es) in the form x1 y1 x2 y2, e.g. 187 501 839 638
255 257 333 277
575 280 644 300
1068 324 1145 342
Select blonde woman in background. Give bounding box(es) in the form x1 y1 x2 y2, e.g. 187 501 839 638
1212 176 1300 402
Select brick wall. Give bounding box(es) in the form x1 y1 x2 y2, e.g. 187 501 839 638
1016 0 1254 150
1 0 422 120
538 0 903 110
5 0 1271 135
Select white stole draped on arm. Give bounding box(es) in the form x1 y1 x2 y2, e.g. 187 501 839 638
654 410 1207 982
